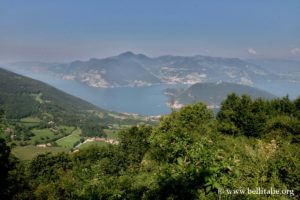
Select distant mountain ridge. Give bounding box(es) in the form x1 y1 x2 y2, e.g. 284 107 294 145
4 52 277 88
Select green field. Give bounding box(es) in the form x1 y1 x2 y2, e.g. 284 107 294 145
31 128 57 144
56 128 81 148
58 125 76 134
12 146 68 160
20 117 41 128
79 141 108 149
21 122 40 128
20 116 41 123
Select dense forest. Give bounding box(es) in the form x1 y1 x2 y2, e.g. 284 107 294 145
1 94 299 199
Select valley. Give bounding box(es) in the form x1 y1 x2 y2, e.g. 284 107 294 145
0 68 158 160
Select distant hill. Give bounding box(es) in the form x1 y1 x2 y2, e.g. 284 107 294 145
4 52 277 88
165 82 276 109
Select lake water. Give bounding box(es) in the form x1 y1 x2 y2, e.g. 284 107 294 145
22 73 173 115
13 71 300 116
255 81 300 100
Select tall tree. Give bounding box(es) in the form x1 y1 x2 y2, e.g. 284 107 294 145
0 138 11 197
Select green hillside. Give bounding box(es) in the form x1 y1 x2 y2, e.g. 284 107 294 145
0 68 157 159
0 68 100 119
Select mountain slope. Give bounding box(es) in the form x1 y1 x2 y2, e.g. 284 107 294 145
66 53 162 87
153 55 275 85
0 68 100 119
165 82 276 109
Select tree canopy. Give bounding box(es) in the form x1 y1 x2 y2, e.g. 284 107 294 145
1 94 300 199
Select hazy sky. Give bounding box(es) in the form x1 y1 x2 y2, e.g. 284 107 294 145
0 0 300 62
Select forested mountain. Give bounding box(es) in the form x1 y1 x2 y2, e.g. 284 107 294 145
0 68 99 119
165 82 276 109
4 52 277 88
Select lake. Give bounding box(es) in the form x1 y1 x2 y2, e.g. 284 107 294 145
255 80 300 99
21 72 173 115
12 71 300 116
